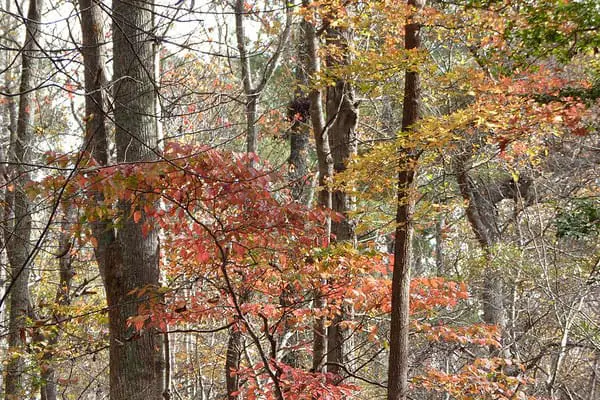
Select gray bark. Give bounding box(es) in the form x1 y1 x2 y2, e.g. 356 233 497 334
278 27 312 370
109 0 165 398
323 12 358 379
77 0 114 283
454 151 532 339
435 217 446 275
4 0 43 397
302 0 332 372
0 7 19 395
288 56 310 204
234 0 292 155
225 324 242 399
39 206 76 400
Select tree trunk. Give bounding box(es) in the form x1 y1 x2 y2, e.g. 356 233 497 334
325 76 358 376
323 11 359 379
0 4 19 393
245 95 258 155
302 0 332 372
234 0 292 155
3 0 42 397
109 0 164 398
455 151 532 353
435 216 446 275
455 156 515 330
39 206 76 400
387 1 424 399
225 324 242 399
288 50 310 204
78 0 114 281
455 163 504 328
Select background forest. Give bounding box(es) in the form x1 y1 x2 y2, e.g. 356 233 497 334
0 0 599 399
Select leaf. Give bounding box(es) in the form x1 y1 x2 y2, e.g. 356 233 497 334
133 210 142 224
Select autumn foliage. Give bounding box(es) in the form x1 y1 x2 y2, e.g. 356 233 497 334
36 142 535 399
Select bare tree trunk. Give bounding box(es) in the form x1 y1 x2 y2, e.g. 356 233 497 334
455 150 532 353
302 0 332 372
323 9 359 379
109 0 165 398
288 55 310 204
4 0 43 397
547 295 586 396
455 158 504 328
77 0 114 281
589 352 598 400
225 323 242 399
39 206 76 400
0 5 19 393
435 217 446 275
234 0 292 155
387 2 424 399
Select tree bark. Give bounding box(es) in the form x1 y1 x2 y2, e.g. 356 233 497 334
77 0 114 283
109 0 165 398
454 151 532 349
234 0 292 155
323 9 359 379
225 323 242 399
39 206 76 400
302 0 332 372
387 1 424 399
288 56 310 204
0 4 19 392
3 0 42 397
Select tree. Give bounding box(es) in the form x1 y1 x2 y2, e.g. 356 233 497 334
234 0 292 155
287 32 311 205
322 2 359 378
301 0 334 373
387 1 424 399
3 0 43 397
106 0 164 398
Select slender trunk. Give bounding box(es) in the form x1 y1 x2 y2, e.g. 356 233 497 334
0 5 19 394
39 206 76 400
302 0 332 372
4 0 43 397
387 170 416 400
231 1 291 390
110 0 164 398
590 352 598 400
387 1 424 399
246 95 258 154
435 217 445 275
234 0 255 154
323 8 359 378
547 296 586 396
234 0 292 155
288 57 310 204
225 324 242 399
